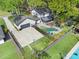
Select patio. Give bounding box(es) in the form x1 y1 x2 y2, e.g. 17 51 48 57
37 22 62 36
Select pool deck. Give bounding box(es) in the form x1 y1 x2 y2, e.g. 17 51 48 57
64 41 79 59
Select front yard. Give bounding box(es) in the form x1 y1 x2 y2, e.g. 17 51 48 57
0 40 21 59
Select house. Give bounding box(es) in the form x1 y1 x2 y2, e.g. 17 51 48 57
31 7 53 22
0 26 5 44
13 15 40 30
3 16 44 47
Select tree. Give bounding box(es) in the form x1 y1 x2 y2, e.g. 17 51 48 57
28 0 46 8
0 0 23 14
48 0 79 20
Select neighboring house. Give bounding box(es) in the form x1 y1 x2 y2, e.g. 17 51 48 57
0 26 5 44
31 7 53 22
13 15 40 30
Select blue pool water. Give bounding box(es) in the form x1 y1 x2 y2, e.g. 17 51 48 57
70 48 79 59
47 28 58 32
46 28 58 35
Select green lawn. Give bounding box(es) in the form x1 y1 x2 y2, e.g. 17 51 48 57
30 37 52 51
23 46 33 59
23 26 76 59
23 37 52 59
0 40 21 59
46 32 78 59
0 10 10 16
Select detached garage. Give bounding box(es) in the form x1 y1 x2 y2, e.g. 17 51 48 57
0 26 5 44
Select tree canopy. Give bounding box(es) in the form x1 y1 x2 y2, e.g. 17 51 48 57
48 0 79 20
28 0 46 7
0 0 79 21
0 0 23 12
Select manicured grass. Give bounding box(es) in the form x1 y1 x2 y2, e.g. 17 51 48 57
0 40 21 59
23 46 36 59
23 46 31 59
46 32 78 59
30 37 51 51
0 10 10 16
23 37 53 59
23 26 77 59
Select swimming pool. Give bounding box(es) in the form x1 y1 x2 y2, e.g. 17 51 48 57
47 28 58 35
47 28 58 32
70 48 79 59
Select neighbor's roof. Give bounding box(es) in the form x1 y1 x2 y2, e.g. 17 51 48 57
33 7 51 15
0 26 5 40
42 16 53 22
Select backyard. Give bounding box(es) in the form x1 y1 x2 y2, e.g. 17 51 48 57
0 40 21 59
22 25 75 59
46 32 78 59
22 30 79 59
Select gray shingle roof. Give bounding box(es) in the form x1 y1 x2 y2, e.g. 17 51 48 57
13 15 27 26
0 26 5 40
13 15 39 26
28 16 40 21
34 7 51 15
32 7 53 22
